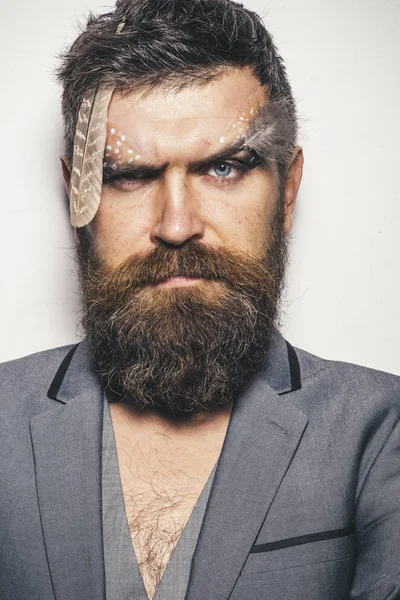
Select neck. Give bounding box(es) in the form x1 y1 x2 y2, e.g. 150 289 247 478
108 391 234 432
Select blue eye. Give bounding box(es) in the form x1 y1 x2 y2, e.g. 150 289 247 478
204 159 249 183
213 162 233 178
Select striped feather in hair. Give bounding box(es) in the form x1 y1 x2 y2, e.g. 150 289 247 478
70 86 114 227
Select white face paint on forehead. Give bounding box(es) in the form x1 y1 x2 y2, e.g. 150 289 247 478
103 102 264 169
104 75 269 169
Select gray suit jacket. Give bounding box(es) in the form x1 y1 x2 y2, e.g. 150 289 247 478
1 332 400 600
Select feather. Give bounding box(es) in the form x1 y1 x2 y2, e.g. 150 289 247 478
70 86 114 227
243 97 297 168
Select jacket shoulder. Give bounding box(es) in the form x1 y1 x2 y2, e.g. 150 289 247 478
0 345 77 412
293 344 400 414
296 344 400 385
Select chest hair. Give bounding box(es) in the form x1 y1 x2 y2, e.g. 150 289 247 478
119 441 212 600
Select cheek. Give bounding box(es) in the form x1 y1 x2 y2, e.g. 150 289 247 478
200 177 277 257
231 203 273 256
92 191 153 267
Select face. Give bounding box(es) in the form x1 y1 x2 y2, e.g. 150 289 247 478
62 68 303 416
84 67 302 276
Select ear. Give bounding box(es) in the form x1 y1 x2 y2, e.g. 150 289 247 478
283 147 304 233
60 154 71 196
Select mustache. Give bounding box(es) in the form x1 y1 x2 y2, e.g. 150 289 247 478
90 242 277 298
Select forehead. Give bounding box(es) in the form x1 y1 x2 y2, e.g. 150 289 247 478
106 68 268 162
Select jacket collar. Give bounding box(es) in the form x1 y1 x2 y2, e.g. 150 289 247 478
47 340 100 404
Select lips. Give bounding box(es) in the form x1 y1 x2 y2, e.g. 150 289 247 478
157 276 204 288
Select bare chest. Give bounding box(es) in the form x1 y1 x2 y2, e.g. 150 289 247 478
122 471 207 598
109 403 232 599
113 434 218 599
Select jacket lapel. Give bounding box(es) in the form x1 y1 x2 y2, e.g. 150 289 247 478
186 334 308 600
30 342 106 600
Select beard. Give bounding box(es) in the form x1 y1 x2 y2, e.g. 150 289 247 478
76 198 288 418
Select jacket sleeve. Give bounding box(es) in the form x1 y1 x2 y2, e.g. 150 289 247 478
351 417 400 599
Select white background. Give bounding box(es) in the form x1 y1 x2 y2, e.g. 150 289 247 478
0 0 399 374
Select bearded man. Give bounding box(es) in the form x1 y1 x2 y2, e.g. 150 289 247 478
1 1 399 599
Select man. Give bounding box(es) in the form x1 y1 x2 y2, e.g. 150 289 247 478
0 0 399 599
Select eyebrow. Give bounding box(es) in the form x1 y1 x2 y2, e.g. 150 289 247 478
103 157 164 177
188 141 251 169
102 140 254 175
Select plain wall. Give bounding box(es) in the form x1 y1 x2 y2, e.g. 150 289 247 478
1 0 399 374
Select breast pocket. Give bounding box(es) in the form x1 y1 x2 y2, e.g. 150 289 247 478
241 529 356 575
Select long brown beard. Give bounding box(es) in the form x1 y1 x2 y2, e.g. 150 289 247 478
76 201 288 417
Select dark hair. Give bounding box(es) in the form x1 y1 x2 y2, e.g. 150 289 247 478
57 0 297 166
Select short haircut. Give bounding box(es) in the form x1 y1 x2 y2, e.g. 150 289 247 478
57 0 297 168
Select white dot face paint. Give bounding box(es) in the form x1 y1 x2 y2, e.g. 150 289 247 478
104 87 267 173
211 103 266 152
103 121 145 169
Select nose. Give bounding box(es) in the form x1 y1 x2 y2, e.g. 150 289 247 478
150 172 205 248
